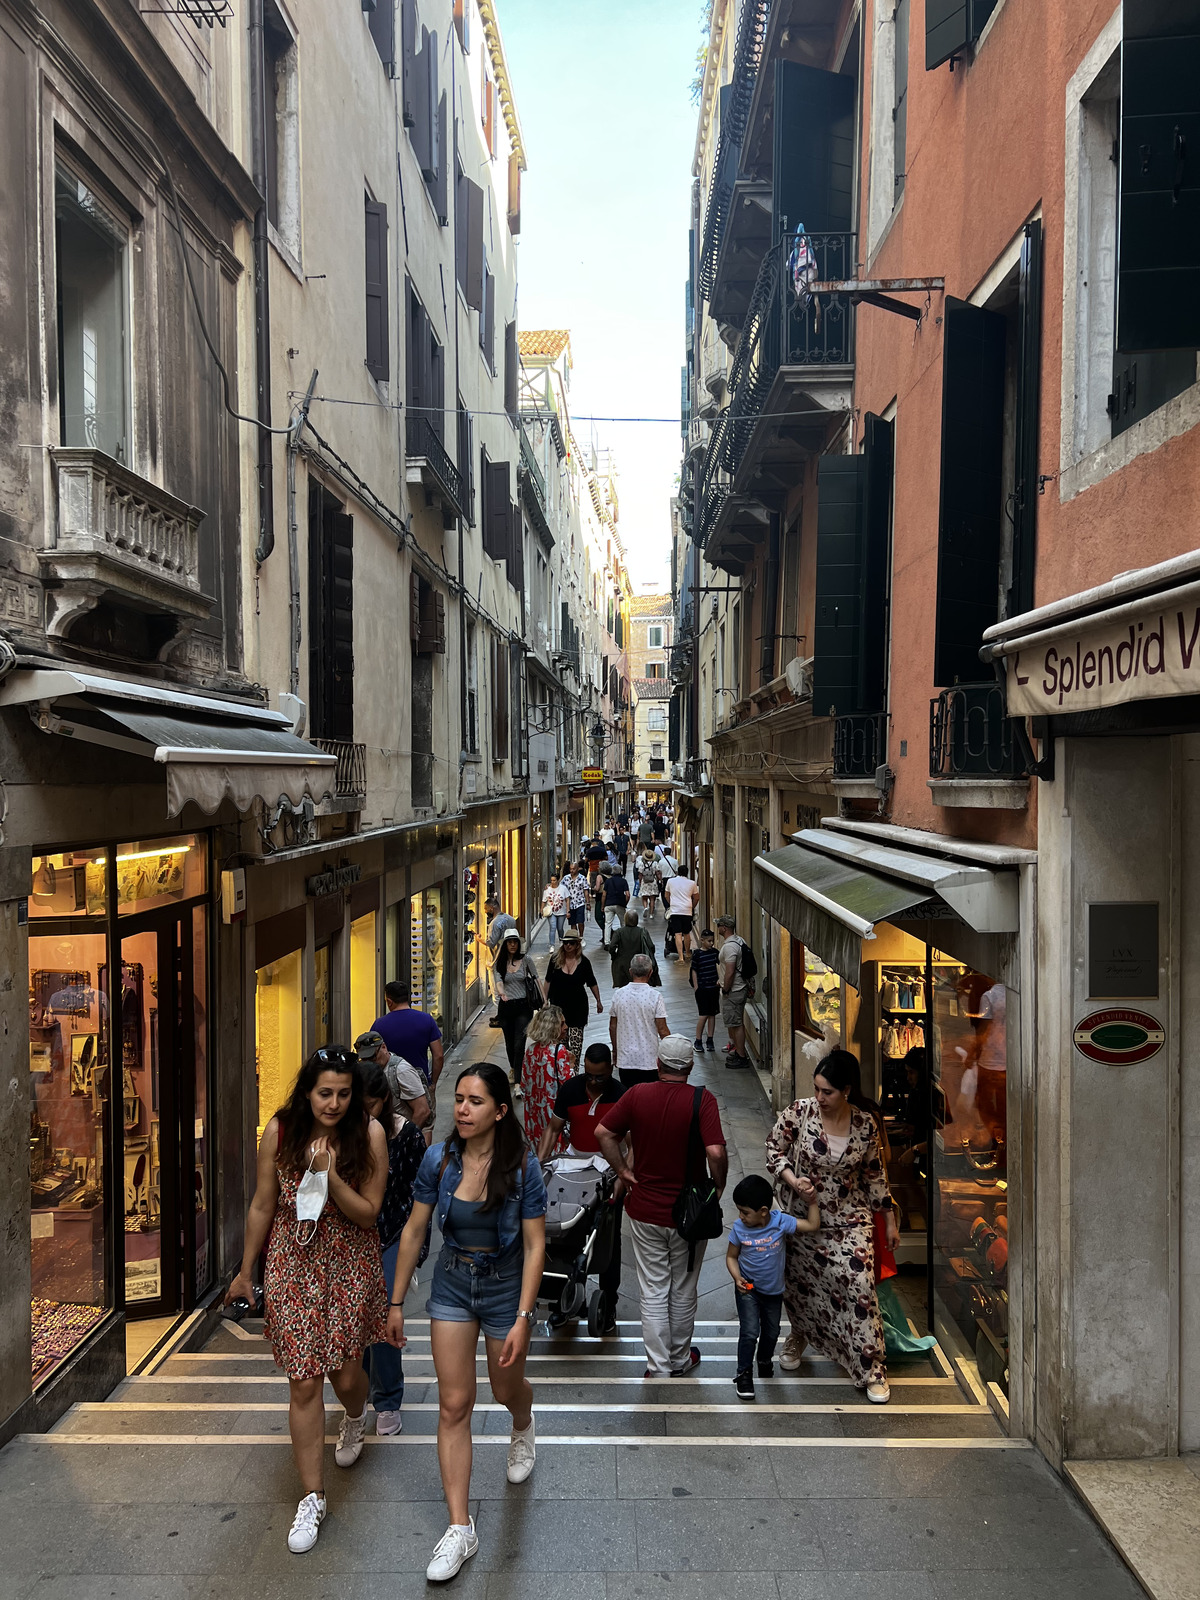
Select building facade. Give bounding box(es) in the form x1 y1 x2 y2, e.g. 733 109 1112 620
678 0 1200 1472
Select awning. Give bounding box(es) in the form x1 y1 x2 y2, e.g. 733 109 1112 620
754 843 931 987
0 666 335 817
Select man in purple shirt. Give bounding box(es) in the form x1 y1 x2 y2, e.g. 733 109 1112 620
371 981 445 1140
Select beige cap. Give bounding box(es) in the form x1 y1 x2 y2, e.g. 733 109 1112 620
657 1034 696 1072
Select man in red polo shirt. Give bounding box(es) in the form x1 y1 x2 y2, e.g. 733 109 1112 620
595 1034 727 1377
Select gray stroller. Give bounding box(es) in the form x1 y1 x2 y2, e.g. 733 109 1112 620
538 1156 619 1334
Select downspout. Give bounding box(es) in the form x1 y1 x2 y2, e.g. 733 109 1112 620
249 0 275 563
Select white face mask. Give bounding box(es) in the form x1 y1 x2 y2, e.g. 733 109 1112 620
295 1147 332 1244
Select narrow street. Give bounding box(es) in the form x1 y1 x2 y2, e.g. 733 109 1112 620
0 914 1140 1597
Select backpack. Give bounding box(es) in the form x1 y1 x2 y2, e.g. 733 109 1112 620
734 936 758 983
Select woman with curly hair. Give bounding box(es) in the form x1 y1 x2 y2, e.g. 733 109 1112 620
519 1003 575 1153
225 1047 389 1553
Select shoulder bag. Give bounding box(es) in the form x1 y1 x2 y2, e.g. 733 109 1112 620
523 957 544 1013
671 1086 724 1269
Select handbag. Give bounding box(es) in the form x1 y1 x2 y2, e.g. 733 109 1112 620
523 958 544 1013
671 1086 724 1268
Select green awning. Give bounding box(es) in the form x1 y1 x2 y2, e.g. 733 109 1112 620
753 842 931 988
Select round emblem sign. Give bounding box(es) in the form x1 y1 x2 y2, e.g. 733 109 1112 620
1073 1008 1165 1065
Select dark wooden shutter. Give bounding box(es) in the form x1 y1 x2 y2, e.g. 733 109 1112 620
409 571 422 642
329 509 355 736
860 412 894 713
481 267 495 367
457 399 474 522
933 298 1006 686
1009 220 1043 619
1117 0 1200 351
504 321 519 416
772 60 855 237
465 178 485 310
368 0 395 73
507 500 523 593
509 640 523 770
484 459 510 561
364 198 389 381
420 32 439 184
401 0 416 125
927 0 997 70
411 27 432 175
433 590 446 652
433 94 449 224
668 694 681 762
812 455 868 718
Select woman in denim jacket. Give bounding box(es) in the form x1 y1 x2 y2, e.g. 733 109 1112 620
385 1061 546 1582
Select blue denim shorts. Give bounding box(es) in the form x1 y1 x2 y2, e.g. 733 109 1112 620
426 1245 524 1338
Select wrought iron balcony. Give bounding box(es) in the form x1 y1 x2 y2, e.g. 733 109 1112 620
929 683 1022 780
405 415 466 527
310 738 367 799
834 713 887 780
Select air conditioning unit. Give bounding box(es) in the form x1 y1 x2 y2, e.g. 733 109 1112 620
785 656 814 700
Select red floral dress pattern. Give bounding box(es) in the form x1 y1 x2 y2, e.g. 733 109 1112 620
764 1098 894 1388
263 1160 388 1380
521 1040 576 1152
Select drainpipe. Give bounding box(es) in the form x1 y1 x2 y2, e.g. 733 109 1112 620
249 0 275 564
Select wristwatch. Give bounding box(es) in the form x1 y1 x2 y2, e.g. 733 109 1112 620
516 1309 536 1323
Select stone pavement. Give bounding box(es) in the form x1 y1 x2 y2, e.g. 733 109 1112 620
0 906 1144 1597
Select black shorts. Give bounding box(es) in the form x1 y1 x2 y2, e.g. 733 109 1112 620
694 986 720 1017
667 914 694 936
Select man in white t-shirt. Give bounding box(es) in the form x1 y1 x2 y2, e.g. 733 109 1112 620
608 955 670 1087
663 871 700 961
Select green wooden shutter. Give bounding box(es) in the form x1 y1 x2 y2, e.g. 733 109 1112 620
1009 220 1043 619
368 0 395 72
364 198 389 381
860 413 894 713
812 455 868 718
772 60 855 238
934 298 1006 687
329 510 355 737
465 179 485 310
668 694 681 762
927 0 995 71
401 0 416 125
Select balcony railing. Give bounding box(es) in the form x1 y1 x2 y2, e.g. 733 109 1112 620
405 414 466 520
697 0 772 299
834 713 887 780
310 738 367 798
519 424 547 514
929 684 1022 779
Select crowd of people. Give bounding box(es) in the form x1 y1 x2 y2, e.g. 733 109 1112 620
223 800 904 1577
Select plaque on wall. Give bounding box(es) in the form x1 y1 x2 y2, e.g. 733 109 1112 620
1087 902 1159 998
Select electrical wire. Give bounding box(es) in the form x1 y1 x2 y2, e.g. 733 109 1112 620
289 391 837 427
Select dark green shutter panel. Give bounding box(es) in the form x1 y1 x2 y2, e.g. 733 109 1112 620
465 179 485 311
668 695 681 762
812 454 868 718
368 0 395 72
401 0 416 124
434 93 449 225
934 298 1006 687
860 413 893 713
507 499 523 592
1117 0 1200 351
504 321 519 416
927 0 996 71
772 60 855 237
329 511 355 736
1009 220 1043 619
364 199 389 381
484 460 510 562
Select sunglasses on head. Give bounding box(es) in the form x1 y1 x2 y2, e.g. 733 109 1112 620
314 1048 357 1067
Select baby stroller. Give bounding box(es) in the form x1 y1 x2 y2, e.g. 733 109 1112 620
538 1155 620 1334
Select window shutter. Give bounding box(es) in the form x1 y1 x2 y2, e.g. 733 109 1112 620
484 459 510 561
507 153 521 234
368 0 395 72
859 412 894 713
420 32 439 184
329 510 355 736
433 93 449 224
507 501 523 593
412 27 432 174
401 0 417 125
509 639 523 770
1009 220 1042 619
812 454 869 718
364 198 389 381
465 178 485 310
934 298 1006 686
481 267 495 367
504 321 519 417
925 0 968 70
669 694 681 762
434 589 446 653
1117 0 1200 351
410 572 422 642
772 60 855 238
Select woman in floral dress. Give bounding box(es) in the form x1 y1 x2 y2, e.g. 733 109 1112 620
226 1047 389 1554
764 1049 898 1403
519 1004 575 1153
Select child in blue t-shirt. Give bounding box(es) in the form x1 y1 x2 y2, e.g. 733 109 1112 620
725 1173 820 1400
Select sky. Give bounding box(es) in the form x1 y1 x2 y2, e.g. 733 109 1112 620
497 0 701 594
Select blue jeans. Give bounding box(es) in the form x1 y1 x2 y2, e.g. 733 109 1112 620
549 913 566 946
735 1286 783 1373
366 1240 405 1411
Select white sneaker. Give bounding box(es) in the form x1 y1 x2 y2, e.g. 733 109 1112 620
866 1378 892 1404
287 1491 326 1553
426 1518 479 1581
506 1415 536 1483
375 1408 403 1436
334 1408 367 1466
779 1335 804 1371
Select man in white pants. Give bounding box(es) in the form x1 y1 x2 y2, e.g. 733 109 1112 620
595 1034 727 1378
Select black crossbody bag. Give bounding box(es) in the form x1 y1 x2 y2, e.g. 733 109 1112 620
671 1086 724 1269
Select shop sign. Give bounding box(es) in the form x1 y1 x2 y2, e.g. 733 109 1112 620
305 862 361 897
1003 602 1200 716
1073 1008 1165 1065
582 767 604 783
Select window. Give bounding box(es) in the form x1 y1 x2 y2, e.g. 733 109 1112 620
480 261 495 370
368 0 395 72
645 662 665 680
410 576 439 808
647 708 667 731
406 283 444 445
649 758 665 774
308 482 354 739
465 620 478 753
925 0 997 71
456 165 484 309
503 321 518 418
893 0 909 201
260 0 300 255
482 455 510 563
457 394 474 522
364 196 389 382
453 0 469 49
651 742 663 760
55 166 129 461
507 153 521 234
647 624 665 648
481 54 496 155
490 632 510 761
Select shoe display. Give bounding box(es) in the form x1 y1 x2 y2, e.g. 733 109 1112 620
334 1408 367 1466
866 1379 892 1404
375 1408 403 1435
734 1369 755 1400
670 1346 701 1376
779 1335 804 1371
506 1416 536 1483
426 1519 479 1582
287 1492 326 1554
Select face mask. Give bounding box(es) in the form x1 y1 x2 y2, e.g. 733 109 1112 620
295 1146 331 1245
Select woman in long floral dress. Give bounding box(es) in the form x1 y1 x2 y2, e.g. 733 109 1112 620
519 1004 575 1154
764 1049 898 1404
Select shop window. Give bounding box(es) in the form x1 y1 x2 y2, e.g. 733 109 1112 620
55 164 129 462
191 906 211 1298
314 945 331 1048
410 887 446 1025
255 949 303 1138
115 835 206 916
30 849 107 919
350 911 377 1039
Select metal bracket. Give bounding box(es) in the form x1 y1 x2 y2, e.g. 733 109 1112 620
811 277 945 324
